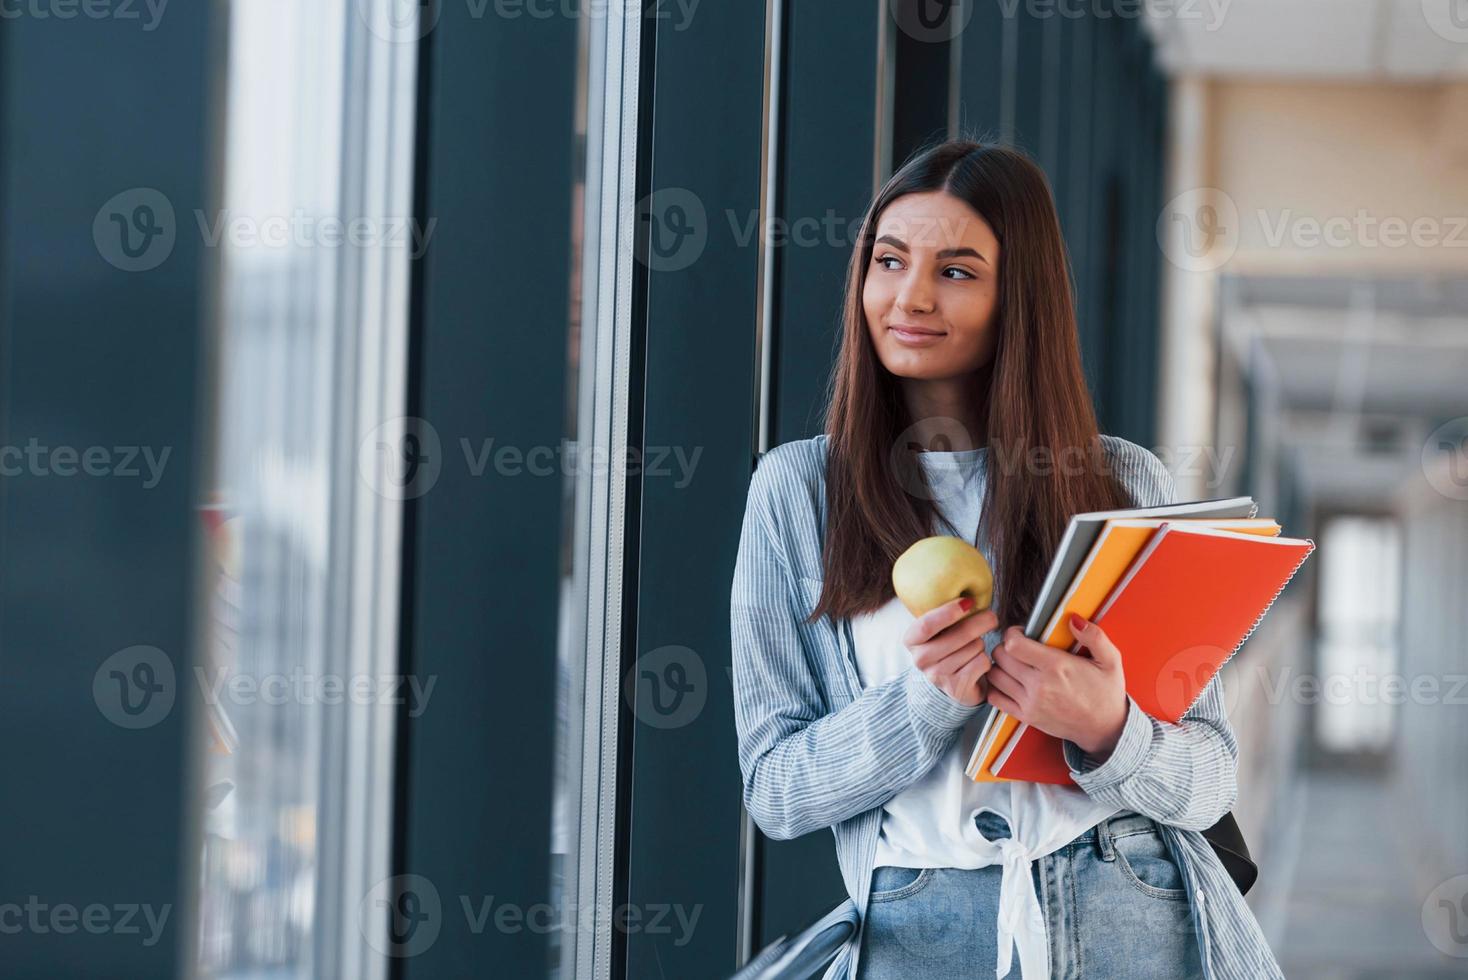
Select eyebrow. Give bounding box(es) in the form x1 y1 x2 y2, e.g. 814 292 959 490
875 234 989 265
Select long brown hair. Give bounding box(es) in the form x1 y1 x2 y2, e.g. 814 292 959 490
809 138 1132 631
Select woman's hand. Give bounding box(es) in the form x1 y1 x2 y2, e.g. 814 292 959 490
901 597 1000 707
985 613 1129 759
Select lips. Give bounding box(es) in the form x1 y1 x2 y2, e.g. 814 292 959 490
889 324 946 345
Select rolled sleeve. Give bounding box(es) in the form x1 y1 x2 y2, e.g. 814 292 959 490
1063 693 1152 789
904 664 985 731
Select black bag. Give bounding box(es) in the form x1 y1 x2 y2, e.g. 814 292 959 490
1201 811 1257 896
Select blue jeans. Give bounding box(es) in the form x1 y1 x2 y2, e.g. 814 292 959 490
858 810 1205 979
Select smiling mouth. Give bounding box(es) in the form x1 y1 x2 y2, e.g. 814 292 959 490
890 325 945 338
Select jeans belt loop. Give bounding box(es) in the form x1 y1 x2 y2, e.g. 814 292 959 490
1096 816 1116 862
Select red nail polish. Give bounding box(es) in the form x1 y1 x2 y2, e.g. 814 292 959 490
1069 612 1086 632
960 597 974 612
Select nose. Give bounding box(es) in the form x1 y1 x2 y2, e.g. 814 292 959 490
895 268 934 315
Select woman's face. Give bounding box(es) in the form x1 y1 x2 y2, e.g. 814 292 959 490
862 190 1001 381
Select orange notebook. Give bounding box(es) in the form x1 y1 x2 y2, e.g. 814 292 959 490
963 497 1260 782
970 518 1280 783
988 523 1314 785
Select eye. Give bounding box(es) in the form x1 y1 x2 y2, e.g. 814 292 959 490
873 254 977 280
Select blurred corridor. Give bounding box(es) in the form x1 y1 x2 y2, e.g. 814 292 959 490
1144 9 1468 976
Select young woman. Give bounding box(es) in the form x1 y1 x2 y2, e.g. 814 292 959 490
730 140 1284 979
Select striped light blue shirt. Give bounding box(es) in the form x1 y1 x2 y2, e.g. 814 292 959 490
730 432 1284 980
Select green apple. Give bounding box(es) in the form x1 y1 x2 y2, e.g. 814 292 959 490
891 535 994 617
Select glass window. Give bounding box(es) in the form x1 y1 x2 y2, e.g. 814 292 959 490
194 1 420 977
549 7 640 978
1314 515 1402 754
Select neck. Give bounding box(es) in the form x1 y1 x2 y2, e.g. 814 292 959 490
900 364 992 450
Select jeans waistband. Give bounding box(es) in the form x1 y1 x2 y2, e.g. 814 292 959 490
1075 811 1159 847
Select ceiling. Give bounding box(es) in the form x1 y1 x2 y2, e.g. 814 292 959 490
1143 0 1468 80
1225 274 1468 419
1221 274 1468 507
1258 332 1468 416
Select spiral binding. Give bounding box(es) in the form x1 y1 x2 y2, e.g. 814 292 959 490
1176 533 1316 719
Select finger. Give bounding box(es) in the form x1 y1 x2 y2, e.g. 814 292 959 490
986 688 1022 718
907 607 998 667
943 599 996 633
933 636 989 678
991 639 1040 679
905 598 957 649
996 633 1066 671
1068 613 1121 668
923 595 977 637
953 648 993 692
953 608 1000 641
987 665 1027 701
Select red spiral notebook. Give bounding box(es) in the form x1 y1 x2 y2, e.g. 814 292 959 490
989 523 1315 784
